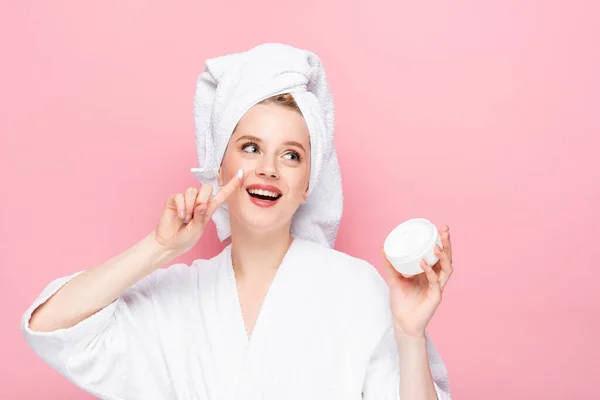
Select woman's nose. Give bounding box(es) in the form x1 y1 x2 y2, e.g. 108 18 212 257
255 157 279 179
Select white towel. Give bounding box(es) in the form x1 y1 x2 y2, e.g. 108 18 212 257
191 43 343 248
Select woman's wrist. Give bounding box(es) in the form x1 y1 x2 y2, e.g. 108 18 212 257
144 230 183 269
394 324 427 349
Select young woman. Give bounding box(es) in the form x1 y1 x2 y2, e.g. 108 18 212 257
22 43 453 399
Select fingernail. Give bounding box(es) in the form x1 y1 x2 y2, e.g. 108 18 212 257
237 169 244 179
198 204 207 215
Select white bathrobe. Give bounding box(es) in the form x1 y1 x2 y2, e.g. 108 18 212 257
21 238 451 399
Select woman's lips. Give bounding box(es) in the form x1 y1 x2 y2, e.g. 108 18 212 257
245 183 282 208
247 191 281 208
245 183 282 195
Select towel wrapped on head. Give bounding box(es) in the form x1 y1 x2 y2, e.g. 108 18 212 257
191 43 342 248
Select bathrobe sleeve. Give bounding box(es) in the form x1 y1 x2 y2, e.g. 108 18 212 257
356 260 451 400
362 325 452 399
21 264 191 400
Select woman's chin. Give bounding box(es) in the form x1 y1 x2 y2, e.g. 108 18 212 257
228 196 299 234
229 207 290 234
241 213 286 231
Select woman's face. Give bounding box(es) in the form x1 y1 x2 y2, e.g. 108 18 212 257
218 102 311 235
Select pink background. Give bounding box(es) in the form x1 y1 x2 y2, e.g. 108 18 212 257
2 1 598 398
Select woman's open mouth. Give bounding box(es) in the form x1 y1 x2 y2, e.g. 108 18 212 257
246 185 282 208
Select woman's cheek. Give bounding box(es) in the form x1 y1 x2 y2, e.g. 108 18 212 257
226 152 255 173
238 158 257 173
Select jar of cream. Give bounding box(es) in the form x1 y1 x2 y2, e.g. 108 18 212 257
383 218 442 277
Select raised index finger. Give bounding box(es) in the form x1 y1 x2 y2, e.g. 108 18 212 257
206 169 245 215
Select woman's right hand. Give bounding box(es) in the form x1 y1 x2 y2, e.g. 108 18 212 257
153 169 245 254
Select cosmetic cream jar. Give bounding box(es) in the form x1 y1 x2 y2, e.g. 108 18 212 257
383 218 442 277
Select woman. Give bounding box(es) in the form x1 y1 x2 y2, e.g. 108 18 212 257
22 43 453 399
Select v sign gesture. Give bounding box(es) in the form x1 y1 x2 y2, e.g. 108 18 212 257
381 225 454 337
154 168 247 255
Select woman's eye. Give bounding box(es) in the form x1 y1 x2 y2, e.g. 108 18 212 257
284 152 301 161
242 144 259 153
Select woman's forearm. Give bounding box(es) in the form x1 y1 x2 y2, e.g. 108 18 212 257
28 231 180 332
396 328 438 400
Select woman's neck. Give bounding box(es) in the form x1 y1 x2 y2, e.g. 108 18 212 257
229 223 294 280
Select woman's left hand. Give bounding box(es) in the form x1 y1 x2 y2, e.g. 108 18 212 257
381 225 453 337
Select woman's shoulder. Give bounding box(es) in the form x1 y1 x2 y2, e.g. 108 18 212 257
295 239 392 329
296 237 379 270
294 238 389 295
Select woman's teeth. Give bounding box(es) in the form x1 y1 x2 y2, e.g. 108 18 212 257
247 188 281 199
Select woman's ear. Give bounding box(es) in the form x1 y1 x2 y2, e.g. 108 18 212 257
217 168 224 187
301 184 309 203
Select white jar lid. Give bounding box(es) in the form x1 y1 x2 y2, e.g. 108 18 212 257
384 218 438 262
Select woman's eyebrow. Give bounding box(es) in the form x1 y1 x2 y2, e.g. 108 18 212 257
236 134 262 143
282 141 306 153
236 135 306 153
